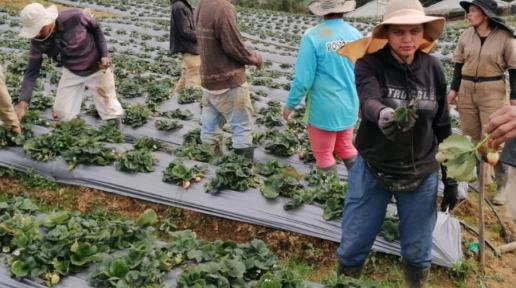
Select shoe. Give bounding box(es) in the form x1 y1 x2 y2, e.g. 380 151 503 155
234 147 254 161
403 263 429 288
337 262 363 278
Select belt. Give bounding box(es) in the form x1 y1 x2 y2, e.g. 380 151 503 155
462 75 504 82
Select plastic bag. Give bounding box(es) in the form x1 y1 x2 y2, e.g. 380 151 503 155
432 212 463 266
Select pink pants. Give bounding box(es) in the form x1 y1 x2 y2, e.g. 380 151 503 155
307 124 357 169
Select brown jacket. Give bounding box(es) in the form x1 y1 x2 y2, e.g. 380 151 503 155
453 27 516 77
194 0 257 90
0 65 20 131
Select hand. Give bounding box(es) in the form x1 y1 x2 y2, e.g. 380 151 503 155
447 90 458 105
486 105 516 149
282 107 292 122
252 52 263 70
15 101 28 121
11 126 22 135
441 183 459 212
378 107 397 140
100 57 111 70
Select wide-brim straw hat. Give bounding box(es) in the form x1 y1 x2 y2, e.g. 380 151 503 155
308 0 356 16
371 0 445 42
19 3 58 39
459 0 515 36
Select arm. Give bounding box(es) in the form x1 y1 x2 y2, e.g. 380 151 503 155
19 44 43 104
215 6 257 66
355 57 387 123
0 66 20 132
285 35 316 110
510 69 516 104
173 4 197 43
450 63 463 92
81 12 109 58
433 61 452 144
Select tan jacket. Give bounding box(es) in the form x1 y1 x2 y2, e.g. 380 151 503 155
194 0 257 90
0 65 20 131
453 27 516 77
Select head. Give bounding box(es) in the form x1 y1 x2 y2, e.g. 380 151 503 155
308 0 356 17
466 4 489 27
19 3 58 39
386 24 424 59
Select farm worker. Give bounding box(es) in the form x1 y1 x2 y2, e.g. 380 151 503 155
282 0 362 173
169 0 201 95
447 0 516 205
0 65 22 135
16 3 124 129
335 0 457 286
195 0 263 161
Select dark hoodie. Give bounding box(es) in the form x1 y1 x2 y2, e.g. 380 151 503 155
354 45 452 180
170 0 198 54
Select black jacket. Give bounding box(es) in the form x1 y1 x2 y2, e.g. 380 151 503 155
354 45 452 180
170 0 198 54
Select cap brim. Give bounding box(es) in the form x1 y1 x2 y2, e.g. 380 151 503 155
460 1 498 18
372 16 445 42
308 1 356 16
19 5 58 39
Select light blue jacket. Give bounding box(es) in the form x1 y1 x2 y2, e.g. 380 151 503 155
286 19 362 131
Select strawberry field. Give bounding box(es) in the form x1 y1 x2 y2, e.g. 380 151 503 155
0 0 515 287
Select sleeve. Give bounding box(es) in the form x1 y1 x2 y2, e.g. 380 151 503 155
355 57 387 123
450 63 463 91
286 35 316 110
81 12 109 58
452 32 466 64
173 4 197 43
0 65 20 129
432 60 452 144
20 44 43 104
214 6 255 66
509 69 515 100
504 37 516 70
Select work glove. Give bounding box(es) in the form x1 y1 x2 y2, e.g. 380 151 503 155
378 107 397 140
441 183 459 212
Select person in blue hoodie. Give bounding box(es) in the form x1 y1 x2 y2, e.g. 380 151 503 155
282 0 362 172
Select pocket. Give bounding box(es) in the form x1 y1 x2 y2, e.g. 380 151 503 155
346 156 367 200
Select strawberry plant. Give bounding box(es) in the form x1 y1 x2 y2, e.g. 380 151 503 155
133 137 164 151
205 154 258 193
155 119 183 131
116 149 158 173
322 273 379 288
183 128 202 145
255 160 291 176
393 98 418 130
177 87 203 104
436 134 494 182
256 101 283 128
0 123 33 148
380 217 400 242
174 143 214 163
95 121 124 143
260 168 304 199
123 104 153 128
161 108 194 120
61 138 117 170
163 160 206 189
257 267 308 288
264 131 299 157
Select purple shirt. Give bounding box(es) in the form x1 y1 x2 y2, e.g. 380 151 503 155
20 9 109 103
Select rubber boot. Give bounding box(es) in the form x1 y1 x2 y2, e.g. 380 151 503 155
234 147 254 161
493 162 507 205
403 263 429 288
319 164 338 175
343 156 356 170
108 118 123 132
337 262 363 279
209 142 223 158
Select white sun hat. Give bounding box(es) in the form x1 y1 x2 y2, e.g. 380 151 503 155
308 0 356 16
19 3 58 39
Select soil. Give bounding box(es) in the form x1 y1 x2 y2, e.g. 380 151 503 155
1 175 515 287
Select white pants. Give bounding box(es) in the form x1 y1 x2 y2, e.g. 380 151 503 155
53 68 124 121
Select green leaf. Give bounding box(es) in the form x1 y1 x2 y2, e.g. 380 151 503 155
42 211 70 227
109 258 130 278
136 209 158 227
10 260 29 278
437 134 478 182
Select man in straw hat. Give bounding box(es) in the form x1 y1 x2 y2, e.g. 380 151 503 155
447 0 516 205
335 0 458 286
16 3 124 128
282 0 361 173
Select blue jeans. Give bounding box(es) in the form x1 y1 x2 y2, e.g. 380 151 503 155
337 155 438 268
201 86 254 149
